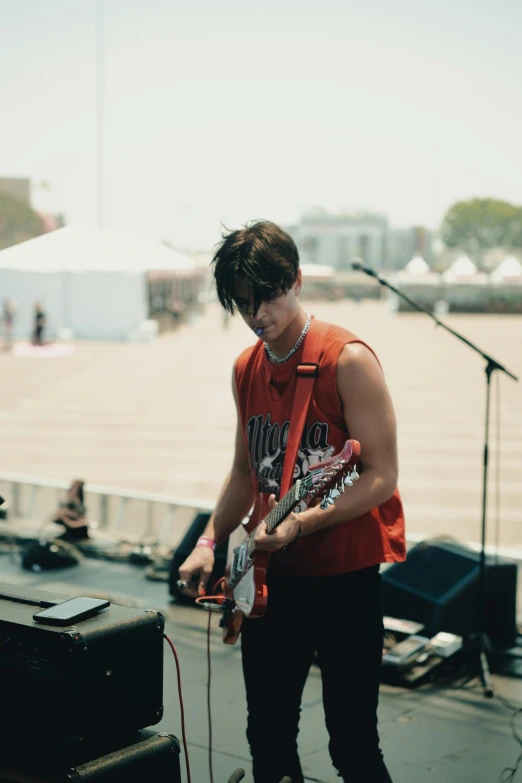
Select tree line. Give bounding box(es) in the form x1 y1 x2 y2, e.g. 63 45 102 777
440 198 522 254
1 191 522 255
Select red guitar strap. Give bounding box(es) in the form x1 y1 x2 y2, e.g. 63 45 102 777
279 318 330 497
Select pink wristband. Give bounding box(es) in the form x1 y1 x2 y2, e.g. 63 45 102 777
196 536 216 551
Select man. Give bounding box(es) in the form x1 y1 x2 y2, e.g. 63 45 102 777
179 221 405 783
32 301 46 345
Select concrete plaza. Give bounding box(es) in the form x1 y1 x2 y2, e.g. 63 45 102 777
1 299 520 551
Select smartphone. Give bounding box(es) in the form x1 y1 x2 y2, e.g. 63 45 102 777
33 596 110 625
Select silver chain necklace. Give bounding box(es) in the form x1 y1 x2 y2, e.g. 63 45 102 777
264 314 311 364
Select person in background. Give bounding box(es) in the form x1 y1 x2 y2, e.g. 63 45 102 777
32 301 46 345
53 479 89 541
2 298 16 351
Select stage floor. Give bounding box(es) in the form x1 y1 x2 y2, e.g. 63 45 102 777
1 552 521 783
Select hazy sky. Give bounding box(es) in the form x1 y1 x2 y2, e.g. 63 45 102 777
1 0 521 249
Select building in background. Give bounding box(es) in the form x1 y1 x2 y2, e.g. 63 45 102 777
286 208 388 270
286 209 433 271
386 226 434 270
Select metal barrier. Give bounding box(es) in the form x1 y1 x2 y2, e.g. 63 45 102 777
0 472 214 547
2 473 521 565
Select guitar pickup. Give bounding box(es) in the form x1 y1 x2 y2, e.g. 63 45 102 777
229 547 240 586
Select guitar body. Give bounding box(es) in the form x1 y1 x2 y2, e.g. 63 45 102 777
222 520 272 645
220 439 361 645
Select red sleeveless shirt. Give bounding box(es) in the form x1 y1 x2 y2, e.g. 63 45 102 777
234 317 406 576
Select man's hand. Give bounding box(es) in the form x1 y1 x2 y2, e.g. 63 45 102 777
254 494 301 551
178 546 215 597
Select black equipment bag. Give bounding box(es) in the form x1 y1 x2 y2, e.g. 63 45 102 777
20 538 81 571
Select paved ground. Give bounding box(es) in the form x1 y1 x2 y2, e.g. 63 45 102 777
0 555 521 783
1 299 521 551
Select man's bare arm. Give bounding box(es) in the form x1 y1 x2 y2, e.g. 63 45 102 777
299 342 399 535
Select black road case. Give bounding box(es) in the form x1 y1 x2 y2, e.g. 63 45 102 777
0 729 181 783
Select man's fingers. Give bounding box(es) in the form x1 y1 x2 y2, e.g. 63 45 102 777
178 566 193 582
255 512 300 552
178 564 201 597
198 564 213 596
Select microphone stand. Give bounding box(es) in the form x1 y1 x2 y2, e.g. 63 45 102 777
351 260 519 697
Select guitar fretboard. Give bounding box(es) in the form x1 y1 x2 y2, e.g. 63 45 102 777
265 484 300 533
247 482 301 554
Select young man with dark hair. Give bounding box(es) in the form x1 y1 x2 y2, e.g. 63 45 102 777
179 220 405 783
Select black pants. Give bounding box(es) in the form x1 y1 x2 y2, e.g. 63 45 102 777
241 565 393 783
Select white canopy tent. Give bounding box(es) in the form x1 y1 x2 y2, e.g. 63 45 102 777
491 255 522 282
389 256 441 313
404 255 431 275
443 255 487 283
396 255 440 284
440 255 490 313
0 225 196 340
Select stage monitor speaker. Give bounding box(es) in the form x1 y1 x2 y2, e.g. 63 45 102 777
169 512 228 600
381 539 518 649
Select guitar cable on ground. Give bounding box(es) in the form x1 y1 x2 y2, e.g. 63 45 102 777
196 577 228 783
164 578 227 783
164 633 192 783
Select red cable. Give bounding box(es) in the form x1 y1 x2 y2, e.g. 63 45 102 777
207 608 214 783
170 577 225 783
195 594 225 605
164 634 191 783
197 576 226 783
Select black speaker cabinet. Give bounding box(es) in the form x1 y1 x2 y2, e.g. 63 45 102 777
169 511 228 600
0 583 164 743
0 729 181 783
381 539 518 649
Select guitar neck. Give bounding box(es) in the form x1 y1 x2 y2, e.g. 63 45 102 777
247 481 301 552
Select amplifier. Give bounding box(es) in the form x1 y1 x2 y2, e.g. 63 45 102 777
0 582 164 743
0 729 181 783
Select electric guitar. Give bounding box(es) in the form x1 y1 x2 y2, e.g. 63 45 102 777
220 438 361 645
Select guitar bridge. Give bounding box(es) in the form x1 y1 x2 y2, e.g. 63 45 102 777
229 544 250 587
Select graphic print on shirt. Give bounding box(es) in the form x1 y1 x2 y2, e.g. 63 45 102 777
246 413 335 498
